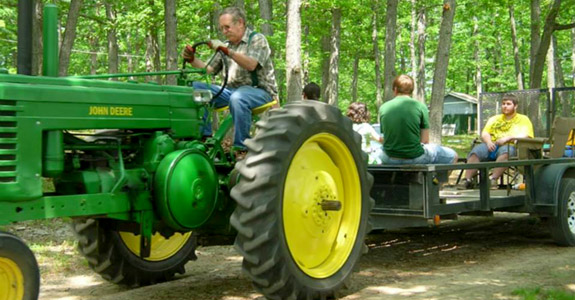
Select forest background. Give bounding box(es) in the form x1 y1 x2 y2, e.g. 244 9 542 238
1 0 574 143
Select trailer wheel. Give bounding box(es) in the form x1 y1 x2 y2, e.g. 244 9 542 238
0 232 39 300
231 101 373 299
550 178 575 246
72 218 197 286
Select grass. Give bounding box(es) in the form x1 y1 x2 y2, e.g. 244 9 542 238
442 134 477 158
513 287 575 300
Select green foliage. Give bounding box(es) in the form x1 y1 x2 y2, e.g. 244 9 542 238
0 0 573 117
513 287 575 300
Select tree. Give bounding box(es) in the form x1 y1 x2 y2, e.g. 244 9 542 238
372 0 383 107
286 0 302 103
105 1 119 77
58 0 83 76
429 0 456 144
325 8 341 106
508 3 524 90
164 0 177 85
383 0 398 102
416 6 426 103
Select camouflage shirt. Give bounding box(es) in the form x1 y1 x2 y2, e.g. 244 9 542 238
208 28 278 97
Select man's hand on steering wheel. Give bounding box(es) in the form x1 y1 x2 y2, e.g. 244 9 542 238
183 45 196 63
208 40 231 56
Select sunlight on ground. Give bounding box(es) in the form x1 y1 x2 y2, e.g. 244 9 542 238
225 255 243 262
566 284 575 292
367 285 428 296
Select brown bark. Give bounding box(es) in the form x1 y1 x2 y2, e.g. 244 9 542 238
416 8 426 103
164 0 178 85
32 0 43 76
58 0 83 76
473 16 482 100
351 55 360 102
410 0 421 101
529 0 541 78
509 4 524 90
258 0 274 36
321 35 330 102
286 0 302 103
429 0 456 144
325 8 341 106
104 1 118 77
383 0 398 102
372 0 383 108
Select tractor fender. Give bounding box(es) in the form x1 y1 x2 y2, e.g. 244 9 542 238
534 163 575 215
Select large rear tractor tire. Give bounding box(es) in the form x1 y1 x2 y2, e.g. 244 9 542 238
71 218 197 286
550 178 575 246
231 101 374 299
0 232 39 300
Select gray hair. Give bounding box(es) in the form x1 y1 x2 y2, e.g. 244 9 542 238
220 7 246 25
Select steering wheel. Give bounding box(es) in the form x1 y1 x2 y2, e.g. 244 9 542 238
182 41 228 101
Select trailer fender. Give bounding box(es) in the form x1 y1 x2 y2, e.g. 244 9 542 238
534 163 575 215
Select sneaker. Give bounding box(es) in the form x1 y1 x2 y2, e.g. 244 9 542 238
457 178 475 190
489 178 499 190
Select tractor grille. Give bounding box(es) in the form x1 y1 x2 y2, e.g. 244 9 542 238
0 100 17 183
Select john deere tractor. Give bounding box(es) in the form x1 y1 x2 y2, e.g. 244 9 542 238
0 4 372 300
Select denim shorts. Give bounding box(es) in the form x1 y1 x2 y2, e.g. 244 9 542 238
468 143 516 161
380 144 457 165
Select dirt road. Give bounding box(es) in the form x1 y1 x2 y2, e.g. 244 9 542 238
12 213 575 299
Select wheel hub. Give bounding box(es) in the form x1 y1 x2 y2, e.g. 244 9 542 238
0 257 24 300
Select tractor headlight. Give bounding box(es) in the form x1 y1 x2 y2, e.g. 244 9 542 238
193 89 212 103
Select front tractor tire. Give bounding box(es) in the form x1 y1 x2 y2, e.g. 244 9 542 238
72 218 197 286
0 232 39 300
550 178 575 246
231 101 373 299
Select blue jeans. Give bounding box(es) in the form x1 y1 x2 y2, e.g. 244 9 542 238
468 143 516 161
193 82 272 148
380 144 457 165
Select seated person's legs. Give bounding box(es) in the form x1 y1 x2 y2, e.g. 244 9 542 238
490 145 517 180
228 86 272 149
193 82 232 137
423 144 458 164
462 143 490 188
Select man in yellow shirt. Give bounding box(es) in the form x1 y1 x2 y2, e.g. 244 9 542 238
460 94 534 189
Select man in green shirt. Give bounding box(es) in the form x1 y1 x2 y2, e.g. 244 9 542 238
378 74 457 165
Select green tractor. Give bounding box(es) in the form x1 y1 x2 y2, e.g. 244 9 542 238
0 4 373 300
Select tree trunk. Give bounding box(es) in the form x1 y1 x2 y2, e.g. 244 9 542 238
546 35 556 90
429 0 456 144
258 0 273 36
548 35 569 116
58 0 83 76
321 35 330 102
104 1 119 78
164 0 177 85
285 0 302 103
410 0 421 101
326 8 341 106
351 55 359 102
303 24 310 84
509 4 524 90
89 36 98 75
473 16 482 101
146 0 161 83
416 8 426 103
235 0 245 10
572 25 575 87
372 0 383 108
529 0 561 90
383 0 398 102
32 0 43 76
529 0 541 78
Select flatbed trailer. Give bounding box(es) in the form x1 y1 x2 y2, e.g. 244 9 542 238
368 158 575 246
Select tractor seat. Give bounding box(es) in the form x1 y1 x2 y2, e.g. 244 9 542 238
214 98 278 115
